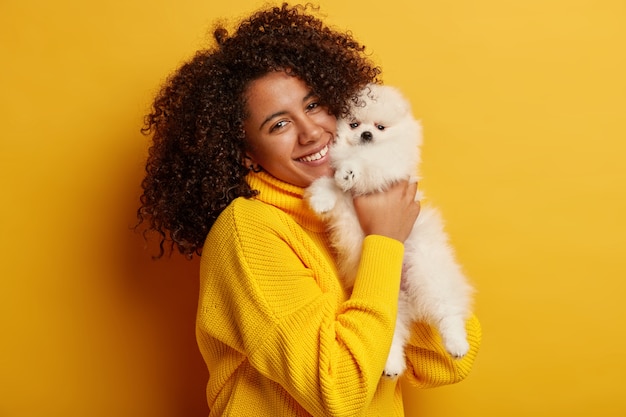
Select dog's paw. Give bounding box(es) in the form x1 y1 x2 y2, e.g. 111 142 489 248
335 164 359 192
444 336 470 359
308 194 336 214
305 177 338 214
439 316 470 359
383 351 406 378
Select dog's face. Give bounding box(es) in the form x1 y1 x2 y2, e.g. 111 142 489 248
337 84 413 147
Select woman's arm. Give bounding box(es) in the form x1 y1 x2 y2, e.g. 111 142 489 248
197 199 405 417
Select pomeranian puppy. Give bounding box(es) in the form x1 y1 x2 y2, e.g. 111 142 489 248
305 84 473 377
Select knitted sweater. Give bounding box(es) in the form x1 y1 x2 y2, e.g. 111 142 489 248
196 171 481 417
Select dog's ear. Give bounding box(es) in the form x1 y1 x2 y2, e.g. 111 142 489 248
384 86 412 117
367 84 412 116
394 96 412 116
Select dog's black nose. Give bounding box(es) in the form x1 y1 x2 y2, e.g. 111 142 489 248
361 131 373 141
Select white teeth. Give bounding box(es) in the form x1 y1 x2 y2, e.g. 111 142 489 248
298 145 328 162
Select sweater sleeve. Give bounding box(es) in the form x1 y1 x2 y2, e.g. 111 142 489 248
402 314 481 388
197 201 404 417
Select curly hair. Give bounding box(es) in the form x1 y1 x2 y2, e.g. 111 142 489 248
138 3 381 258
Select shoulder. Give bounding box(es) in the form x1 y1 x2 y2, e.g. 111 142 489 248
220 196 288 228
206 196 290 247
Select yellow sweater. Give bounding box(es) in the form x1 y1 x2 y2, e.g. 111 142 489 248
196 171 481 417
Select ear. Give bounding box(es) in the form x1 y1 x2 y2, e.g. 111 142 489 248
243 154 262 173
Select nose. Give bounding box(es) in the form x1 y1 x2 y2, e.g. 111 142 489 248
361 131 373 142
299 117 324 144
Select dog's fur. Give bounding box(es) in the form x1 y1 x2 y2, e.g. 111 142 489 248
305 84 473 377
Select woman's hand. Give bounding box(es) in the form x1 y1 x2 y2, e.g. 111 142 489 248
352 180 420 243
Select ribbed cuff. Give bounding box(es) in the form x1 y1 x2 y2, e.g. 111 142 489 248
350 235 405 302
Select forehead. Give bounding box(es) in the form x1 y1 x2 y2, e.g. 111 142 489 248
245 72 310 113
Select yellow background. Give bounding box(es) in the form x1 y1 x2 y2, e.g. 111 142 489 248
1 0 625 415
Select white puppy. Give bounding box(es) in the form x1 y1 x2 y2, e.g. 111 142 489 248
305 84 473 377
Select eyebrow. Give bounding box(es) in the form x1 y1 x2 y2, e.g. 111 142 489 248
258 91 317 130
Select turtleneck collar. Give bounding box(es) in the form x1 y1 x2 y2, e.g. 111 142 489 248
246 171 327 233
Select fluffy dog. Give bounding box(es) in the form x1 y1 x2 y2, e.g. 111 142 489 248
305 84 473 377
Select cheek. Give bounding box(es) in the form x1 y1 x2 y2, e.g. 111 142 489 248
327 116 337 131
314 111 337 131
247 136 292 166
243 136 270 165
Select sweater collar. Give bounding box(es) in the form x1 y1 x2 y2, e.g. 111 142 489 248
246 171 327 233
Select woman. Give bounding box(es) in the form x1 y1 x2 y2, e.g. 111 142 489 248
138 4 481 416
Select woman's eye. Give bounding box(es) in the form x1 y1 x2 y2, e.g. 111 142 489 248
270 120 288 132
306 101 320 112
306 97 328 115
349 122 360 129
376 124 386 131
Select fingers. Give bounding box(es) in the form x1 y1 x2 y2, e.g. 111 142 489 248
400 180 421 229
353 179 420 242
404 180 418 201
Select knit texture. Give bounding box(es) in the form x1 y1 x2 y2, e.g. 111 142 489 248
196 171 481 416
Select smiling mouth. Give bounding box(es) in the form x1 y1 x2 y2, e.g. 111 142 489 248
297 144 329 162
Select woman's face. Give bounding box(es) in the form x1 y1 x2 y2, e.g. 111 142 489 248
243 71 336 188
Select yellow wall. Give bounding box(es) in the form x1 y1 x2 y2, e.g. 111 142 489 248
1 0 625 415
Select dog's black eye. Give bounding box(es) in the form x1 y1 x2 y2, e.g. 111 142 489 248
349 122 360 129
376 124 386 131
